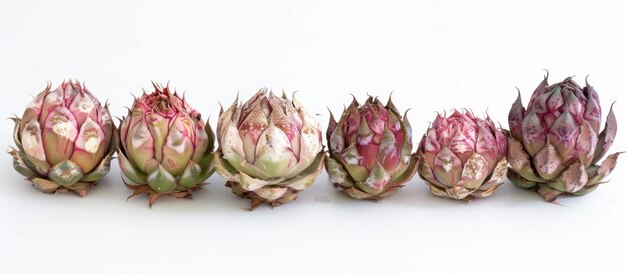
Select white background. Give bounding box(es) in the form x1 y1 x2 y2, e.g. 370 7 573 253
1 1 625 273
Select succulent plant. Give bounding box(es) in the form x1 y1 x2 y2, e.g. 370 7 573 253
325 95 418 199
507 74 619 202
214 89 324 210
118 83 215 206
417 110 508 201
9 80 116 196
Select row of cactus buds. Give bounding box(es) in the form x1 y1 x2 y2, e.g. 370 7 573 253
9 74 620 208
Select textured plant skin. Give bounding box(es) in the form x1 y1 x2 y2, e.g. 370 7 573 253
507 73 620 202
118 83 215 206
417 110 508 201
9 80 116 196
214 89 324 210
326 95 417 200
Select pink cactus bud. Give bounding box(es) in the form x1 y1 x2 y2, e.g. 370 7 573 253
418 110 508 201
326 95 417 200
10 80 116 196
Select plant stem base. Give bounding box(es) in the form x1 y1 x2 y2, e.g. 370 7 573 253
225 181 299 211
124 182 207 207
29 178 98 197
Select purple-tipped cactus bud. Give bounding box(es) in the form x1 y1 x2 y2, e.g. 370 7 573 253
507 74 619 202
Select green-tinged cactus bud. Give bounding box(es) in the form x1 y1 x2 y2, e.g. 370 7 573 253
118 83 215 206
214 89 324 210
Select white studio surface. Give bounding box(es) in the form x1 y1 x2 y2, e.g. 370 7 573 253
1 1 625 274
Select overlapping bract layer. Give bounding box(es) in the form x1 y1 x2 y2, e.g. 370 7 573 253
10 80 116 196
118 83 214 205
214 89 324 210
326 96 417 199
507 75 619 201
418 110 508 200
